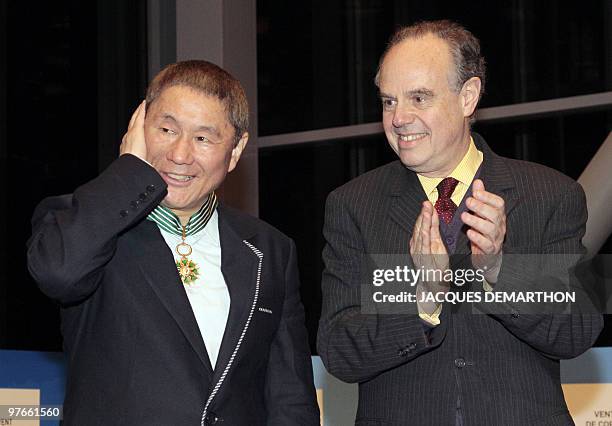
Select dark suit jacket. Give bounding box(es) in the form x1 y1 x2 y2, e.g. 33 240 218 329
27 154 319 426
317 134 603 426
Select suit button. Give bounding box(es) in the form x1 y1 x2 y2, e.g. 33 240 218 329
130 200 141 210
445 236 455 245
409 342 417 350
455 358 466 368
205 412 222 424
119 209 129 218
398 348 408 357
146 184 156 193
139 192 148 201
511 312 520 319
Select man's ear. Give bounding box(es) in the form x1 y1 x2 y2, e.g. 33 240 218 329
227 132 249 173
460 77 482 118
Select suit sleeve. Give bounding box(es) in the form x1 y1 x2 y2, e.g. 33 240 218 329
264 239 320 425
317 190 446 384
478 181 603 359
27 155 166 305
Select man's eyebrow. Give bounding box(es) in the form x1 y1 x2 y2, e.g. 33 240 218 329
160 114 221 137
378 92 396 99
194 125 221 138
160 114 179 123
405 88 434 97
378 89 434 99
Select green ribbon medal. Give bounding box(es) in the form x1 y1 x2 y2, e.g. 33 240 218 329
147 193 218 285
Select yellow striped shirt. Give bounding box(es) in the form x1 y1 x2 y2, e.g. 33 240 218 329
417 137 483 206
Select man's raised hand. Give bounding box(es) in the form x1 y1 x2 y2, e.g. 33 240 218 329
461 179 506 283
120 100 148 161
410 201 450 279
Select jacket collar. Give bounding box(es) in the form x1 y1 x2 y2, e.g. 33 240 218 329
132 203 260 379
213 204 260 384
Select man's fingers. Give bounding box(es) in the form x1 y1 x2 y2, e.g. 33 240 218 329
468 185 505 278
472 189 505 212
461 211 496 238
472 178 485 193
128 100 146 129
420 201 434 250
412 201 450 258
466 229 495 254
413 204 426 238
127 105 138 129
421 209 431 253
120 100 148 160
466 196 501 224
135 100 146 126
473 179 504 209
411 202 449 279
410 207 423 253
473 191 504 210
431 209 442 242
411 202 430 254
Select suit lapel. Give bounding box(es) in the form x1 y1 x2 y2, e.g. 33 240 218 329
388 162 429 238
452 134 519 262
212 205 258 384
131 219 214 375
474 134 519 219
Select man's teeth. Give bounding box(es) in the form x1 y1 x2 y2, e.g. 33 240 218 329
399 133 428 142
167 173 194 182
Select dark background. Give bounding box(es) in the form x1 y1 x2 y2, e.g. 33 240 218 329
0 1 148 349
1 0 611 354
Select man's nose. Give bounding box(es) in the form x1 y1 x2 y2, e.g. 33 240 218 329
167 135 194 164
392 105 417 128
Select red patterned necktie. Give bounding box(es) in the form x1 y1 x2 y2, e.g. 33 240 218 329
435 177 459 224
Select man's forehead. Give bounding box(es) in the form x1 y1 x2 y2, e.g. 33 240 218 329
398 32 449 51
149 86 226 116
155 85 222 104
379 35 453 87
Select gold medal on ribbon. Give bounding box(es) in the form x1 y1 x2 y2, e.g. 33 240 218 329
146 193 218 286
175 227 199 285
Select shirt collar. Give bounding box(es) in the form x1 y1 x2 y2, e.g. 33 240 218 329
146 192 218 237
417 136 483 197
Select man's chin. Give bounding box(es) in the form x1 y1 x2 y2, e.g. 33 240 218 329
161 195 208 215
398 156 423 172
160 198 191 212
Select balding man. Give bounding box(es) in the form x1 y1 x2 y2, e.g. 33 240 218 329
318 20 602 425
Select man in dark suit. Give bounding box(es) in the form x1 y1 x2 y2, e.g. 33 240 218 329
27 60 319 425
317 21 603 425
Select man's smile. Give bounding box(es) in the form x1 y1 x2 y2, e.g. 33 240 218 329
398 132 428 142
163 172 196 184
